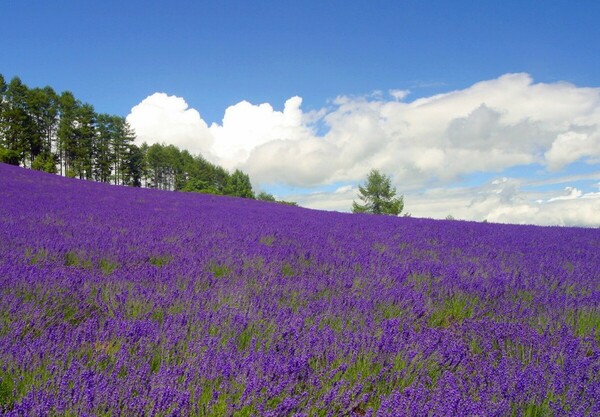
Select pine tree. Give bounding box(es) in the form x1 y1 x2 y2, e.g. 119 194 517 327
225 169 254 198
352 169 404 216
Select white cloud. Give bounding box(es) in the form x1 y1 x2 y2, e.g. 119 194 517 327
545 130 600 171
244 73 600 188
209 96 315 169
127 74 600 226
473 180 600 226
389 89 410 100
548 187 583 201
289 178 599 228
127 93 213 156
293 177 600 227
334 184 354 194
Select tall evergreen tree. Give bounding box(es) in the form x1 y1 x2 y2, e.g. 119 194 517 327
112 116 135 185
146 143 168 189
71 103 96 180
124 143 145 187
0 74 18 164
94 114 115 182
2 77 33 166
27 86 59 172
0 74 6 119
225 169 254 198
352 169 404 216
57 91 78 176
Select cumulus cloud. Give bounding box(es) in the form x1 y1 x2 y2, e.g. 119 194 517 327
209 96 315 169
127 73 600 226
548 187 583 201
128 74 600 187
468 179 600 226
243 73 600 187
127 93 213 156
397 179 600 227
545 130 600 171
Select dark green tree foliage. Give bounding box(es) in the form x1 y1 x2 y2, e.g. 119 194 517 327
0 75 20 164
143 143 249 197
27 86 59 172
112 117 136 185
0 73 256 200
72 103 96 180
1 77 34 165
94 114 115 182
257 191 277 202
352 169 404 216
225 169 254 198
146 143 169 189
124 144 145 187
256 191 298 206
57 91 78 176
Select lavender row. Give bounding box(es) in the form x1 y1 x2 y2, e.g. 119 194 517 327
0 163 599 416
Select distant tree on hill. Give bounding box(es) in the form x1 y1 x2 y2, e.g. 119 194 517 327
257 191 277 202
225 169 254 198
256 191 298 206
352 169 404 216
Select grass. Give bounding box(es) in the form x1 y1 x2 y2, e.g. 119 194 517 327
100 258 118 275
567 307 600 341
149 255 172 267
428 293 476 327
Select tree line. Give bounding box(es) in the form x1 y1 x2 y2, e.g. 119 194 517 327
0 73 269 200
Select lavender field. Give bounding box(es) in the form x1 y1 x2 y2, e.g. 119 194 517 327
0 163 598 417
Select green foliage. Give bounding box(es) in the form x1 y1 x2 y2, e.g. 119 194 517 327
429 293 475 327
225 169 254 198
181 177 216 194
281 263 295 277
0 368 14 409
210 263 232 278
567 307 600 341
256 191 298 206
510 396 554 417
277 200 298 206
149 255 172 267
0 72 254 197
150 348 162 374
144 143 254 199
259 235 276 246
352 169 404 216
0 146 20 165
31 152 57 173
99 258 118 275
257 191 276 202
64 250 93 269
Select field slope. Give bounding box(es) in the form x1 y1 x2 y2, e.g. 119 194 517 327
0 163 599 416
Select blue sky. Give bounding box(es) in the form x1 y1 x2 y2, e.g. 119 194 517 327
2 1 600 225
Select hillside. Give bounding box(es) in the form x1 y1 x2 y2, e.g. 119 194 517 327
0 162 599 416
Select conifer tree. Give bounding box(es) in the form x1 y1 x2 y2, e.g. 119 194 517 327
352 169 404 216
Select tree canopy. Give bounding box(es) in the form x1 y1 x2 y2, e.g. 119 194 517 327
0 73 260 201
352 169 404 216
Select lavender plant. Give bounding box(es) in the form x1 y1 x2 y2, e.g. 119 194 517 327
0 163 598 416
